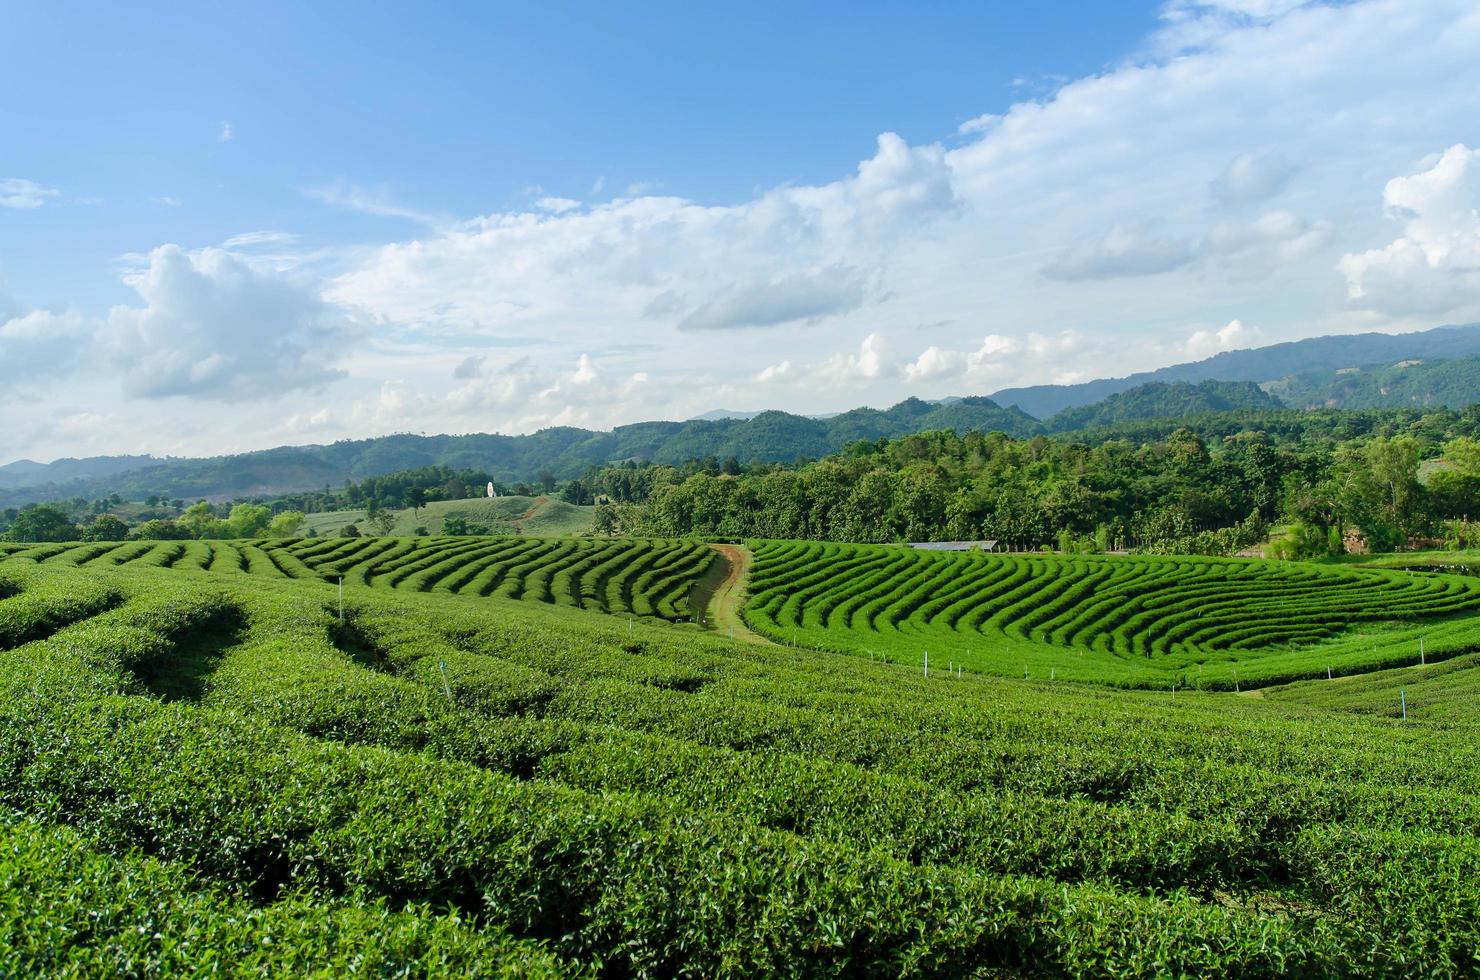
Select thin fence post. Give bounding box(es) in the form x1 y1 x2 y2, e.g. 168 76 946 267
338 577 343 624
1401 688 1407 721
1327 665 1332 680
1420 637 1425 665
438 660 452 699
923 650 929 678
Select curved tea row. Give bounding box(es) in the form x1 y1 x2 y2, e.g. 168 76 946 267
744 541 1480 686
0 536 714 622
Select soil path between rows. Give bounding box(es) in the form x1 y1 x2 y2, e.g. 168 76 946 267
690 543 773 644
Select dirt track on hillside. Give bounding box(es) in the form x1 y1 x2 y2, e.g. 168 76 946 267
689 543 772 644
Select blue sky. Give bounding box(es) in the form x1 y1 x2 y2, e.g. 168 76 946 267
2 1 1155 308
3 0 1480 462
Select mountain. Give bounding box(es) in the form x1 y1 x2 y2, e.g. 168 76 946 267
687 409 761 421
0 455 159 490
1265 355 1480 410
1046 380 1283 431
990 323 1480 418
0 396 1039 508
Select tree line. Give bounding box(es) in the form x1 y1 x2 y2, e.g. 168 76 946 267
585 418 1480 556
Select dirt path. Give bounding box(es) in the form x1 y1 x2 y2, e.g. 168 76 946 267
689 543 773 644
516 496 548 523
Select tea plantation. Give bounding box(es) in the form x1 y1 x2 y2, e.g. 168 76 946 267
1 543 1478 975
0 536 715 622
744 540 1480 688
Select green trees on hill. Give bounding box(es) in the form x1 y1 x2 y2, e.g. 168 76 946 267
595 422 1478 555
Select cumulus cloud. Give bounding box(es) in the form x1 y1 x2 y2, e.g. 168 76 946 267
814 332 893 386
452 355 485 379
1183 318 1262 358
902 334 1020 383
105 245 352 400
330 132 955 338
1338 144 1480 316
1210 151 1297 206
1 177 60 209
0 309 91 382
1205 210 1332 262
218 121 234 143
1042 225 1199 281
677 266 871 330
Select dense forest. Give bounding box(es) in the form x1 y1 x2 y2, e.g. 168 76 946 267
584 409 1480 556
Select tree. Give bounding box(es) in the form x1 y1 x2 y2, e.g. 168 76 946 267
339 523 362 538
443 515 471 536
1365 435 1423 536
82 514 130 542
180 502 224 539
538 469 556 494
2 504 80 543
370 511 397 536
225 503 273 538
266 511 305 538
129 519 192 540
406 487 426 514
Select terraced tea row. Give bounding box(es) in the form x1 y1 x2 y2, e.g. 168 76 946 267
744 541 1480 687
2 559 1478 974
0 537 714 622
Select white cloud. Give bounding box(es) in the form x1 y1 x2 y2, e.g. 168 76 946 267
536 196 581 213
0 309 91 382
1 178 60 209
221 230 299 249
1183 318 1262 358
902 345 967 383
105 245 352 400
1338 144 1480 316
304 181 440 225
813 331 893 387
1205 210 1333 262
1210 151 1296 206
677 266 871 330
218 121 234 143
452 355 485 379
1042 225 1199 281
754 359 795 383
153 196 183 208
330 131 956 339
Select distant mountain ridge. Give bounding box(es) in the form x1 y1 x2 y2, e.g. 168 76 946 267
1265 354 1480 411
1045 380 1281 432
0 396 1038 508
7 323 1480 509
990 322 1480 418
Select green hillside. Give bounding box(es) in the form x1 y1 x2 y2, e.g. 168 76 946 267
1 553 1479 972
1266 354 1480 410
299 495 595 537
1046 380 1283 431
742 540 1480 687
0 397 1039 509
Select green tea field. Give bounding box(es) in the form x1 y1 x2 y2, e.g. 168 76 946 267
1 541 1478 974
743 540 1480 688
0 536 715 622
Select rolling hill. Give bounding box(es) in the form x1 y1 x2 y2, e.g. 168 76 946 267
990 322 1480 418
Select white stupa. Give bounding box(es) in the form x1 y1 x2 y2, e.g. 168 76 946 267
486 481 497 499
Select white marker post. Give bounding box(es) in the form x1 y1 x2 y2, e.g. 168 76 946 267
1401 688 1407 721
438 659 452 699
1327 666 1332 680
1420 637 1425 665
923 650 929 678
338 576 344 624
